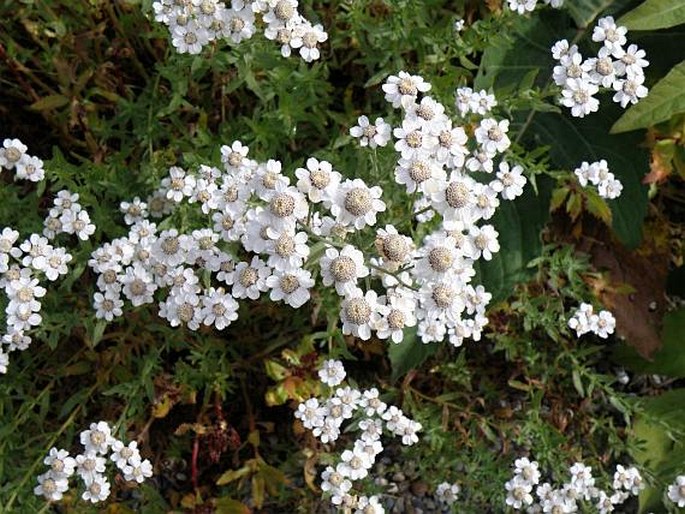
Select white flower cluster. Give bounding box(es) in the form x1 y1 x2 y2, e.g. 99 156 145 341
34 421 152 503
296 360 421 513
152 0 327 61
348 71 528 346
568 302 616 339
0 138 45 182
504 458 644 513
573 159 623 199
1 138 95 375
507 0 563 15
668 475 685 508
553 16 649 118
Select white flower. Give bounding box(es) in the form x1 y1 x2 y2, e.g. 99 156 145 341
171 22 209 54
60 209 96 240
331 179 386 230
265 229 310 271
319 244 369 296
612 74 648 108
0 138 28 169
592 309 616 338
393 119 436 159
475 118 511 155
508 0 537 14
75 451 107 482
221 6 256 44
295 397 327 429
359 388 388 417
375 290 417 343
553 51 590 87
295 157 342 205
318 359 346 387
467 224 500 261
123 458 153 483
349 115 392 148
586 47 621 88
15 154 45 182
34 472 69 501
201 287 239 329
0 227 19 254
81 474 111 503
120 264 157 307
435 482 460 505
560 78 600 118
110 440 141 470
430 173 477 224
231 256 271 300
338 448 373 480
340 288 385 340
292 22 328 62
505 475 534 508
491 161 527 200
320 465 352 496
568 302 594 336
80 421 114 455
667 475 685 507
382 71 431 109
514 457 541 485
616 44 649 77
355 495 385 514
43 448 76 479
266 267 314 308
454 19 465 32
592 16 628 55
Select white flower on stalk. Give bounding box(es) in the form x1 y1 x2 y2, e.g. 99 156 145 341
394 154 445 195
349 115 392 149
553 51 591 87
80 421 114 455
266 267 314 308
339 288 385 341
171 22 209 54
490 161 527 200
505 475 534 509
667 475 685 507
265 229 310 272
560 78 600 118
467 224 500 261
318 359 346 387
612 74 648 108
15 155 45 182
119 264 157 307
359 388 388 417
93 290 124 321
43 448 76 479
591 310 616 338
231 257 271 300
393 119 437 159
586 47 621 88
331 179 386 230
508 0 537 14
382 71 431 109
592 16 628 55
221 5 257 44
295 157 342 205
200 287 239 330
81 474 111 503
355 495 385 514
615 44 649 77
319 244 369 296
0 138 28 169
435 482 461 505
375 289 417 343
291 22 328 62
294 397 328 429
122 459 153 483
60 209 96 240
475 118 511 155
2 328 32 352
110 440 141 470
34 472 69 502
338 448 373 480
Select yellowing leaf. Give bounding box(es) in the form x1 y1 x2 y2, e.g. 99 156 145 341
30 94 70 111
216 465 252 486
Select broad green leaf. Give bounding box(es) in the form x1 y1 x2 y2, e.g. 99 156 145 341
474 178 552 302
388 327 438 382
611 60 685 133
619 0 685 30
629 389 685 512
613 308 685 377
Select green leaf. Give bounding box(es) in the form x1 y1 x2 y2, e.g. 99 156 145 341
629 389 685 512
613 308 685 377
619 0 685 30
29 94 70 111
388 327 438 382
611 60 685 133
474 178 552 302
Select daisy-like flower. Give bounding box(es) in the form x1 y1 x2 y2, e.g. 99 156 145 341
331 179 386 230
295 397 328 429
93 290 124 321
586 47 621 88
319 244 369 296
338 448 373 480
414 232 461 283
2 329 32 352
667 475 685 507
553 51 590 87
340 288 385 340
263 0 299 27
221 4 257 44
349 115 392 149
231 256 271 300
265 229 310 272
592 16 628 55
592 309 616 338
615 44 649 77
612 74 648 108
220 140 250 173
318 359 346 387
75 451 107 482
43 448 76 479
394 155 445 195
467 224 500 261
435 482 461 505
81 474 111 503
490 161 527 200
295 157 342 205
551 39 578 61
382 71 431 109
434 122 468 168
122 459 154 484
291 22 328 62
164 166 197 203
80 421 114 455
110 440 141 470
34 472 69 502
0 138 28 169
560 78 600 118
394 119 438 159
320 465 353 496
171 22 209 54
355 495 385 514
119 197 148 226
514 457 541 485
419 281 465 323
431 174 477 225
262 183 309 231
359 388 388 417
505 475 534 509
120 264 157 307
200 287 239 329
375 289 417 343
60 209 96 240
613 465 643 495
15 154 45 182
266 267 314 308
43 247 72 281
